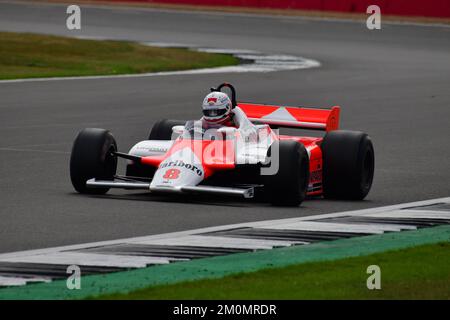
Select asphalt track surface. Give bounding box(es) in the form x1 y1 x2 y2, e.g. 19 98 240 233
0 1 449 253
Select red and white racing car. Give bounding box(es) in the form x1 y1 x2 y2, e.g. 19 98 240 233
70 83 374 206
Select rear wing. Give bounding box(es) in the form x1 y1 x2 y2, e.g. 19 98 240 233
238 103 340 132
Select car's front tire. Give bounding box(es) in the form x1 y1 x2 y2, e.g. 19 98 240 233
321 130 374 200
149 119 185 140
70 128 117 194
263 141 310 206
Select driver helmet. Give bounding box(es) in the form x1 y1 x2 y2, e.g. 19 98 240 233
202 92 232 123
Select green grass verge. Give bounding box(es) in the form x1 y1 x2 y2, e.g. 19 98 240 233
0 32 239 79
100 242 450 300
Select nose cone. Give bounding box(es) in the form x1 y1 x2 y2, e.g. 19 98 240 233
150 147 204 188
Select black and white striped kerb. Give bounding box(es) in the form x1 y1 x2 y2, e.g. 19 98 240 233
0 197 449 287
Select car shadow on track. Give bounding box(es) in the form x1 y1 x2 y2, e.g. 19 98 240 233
67 191 266 208
67 192 373 209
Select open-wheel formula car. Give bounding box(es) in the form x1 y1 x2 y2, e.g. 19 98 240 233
70 83 374 206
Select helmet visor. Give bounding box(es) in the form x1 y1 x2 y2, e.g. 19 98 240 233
203 108 228 118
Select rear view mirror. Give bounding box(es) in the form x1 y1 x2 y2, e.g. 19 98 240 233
172 125 184 135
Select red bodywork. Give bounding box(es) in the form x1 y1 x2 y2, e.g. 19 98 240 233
142 139 236 179
239 102 340 195
140 103 340 196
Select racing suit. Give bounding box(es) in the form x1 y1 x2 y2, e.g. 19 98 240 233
185 106 258 140
206 106 257 138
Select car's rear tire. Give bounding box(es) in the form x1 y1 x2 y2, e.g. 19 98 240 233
70 128 117 194
149 119 185 140
321 130 374 200
263 141 309 206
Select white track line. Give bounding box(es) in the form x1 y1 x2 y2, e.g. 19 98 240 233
362 209 450 220
0 252 173 268
0 276 51 287
258 221 410 233
132 235 299 249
